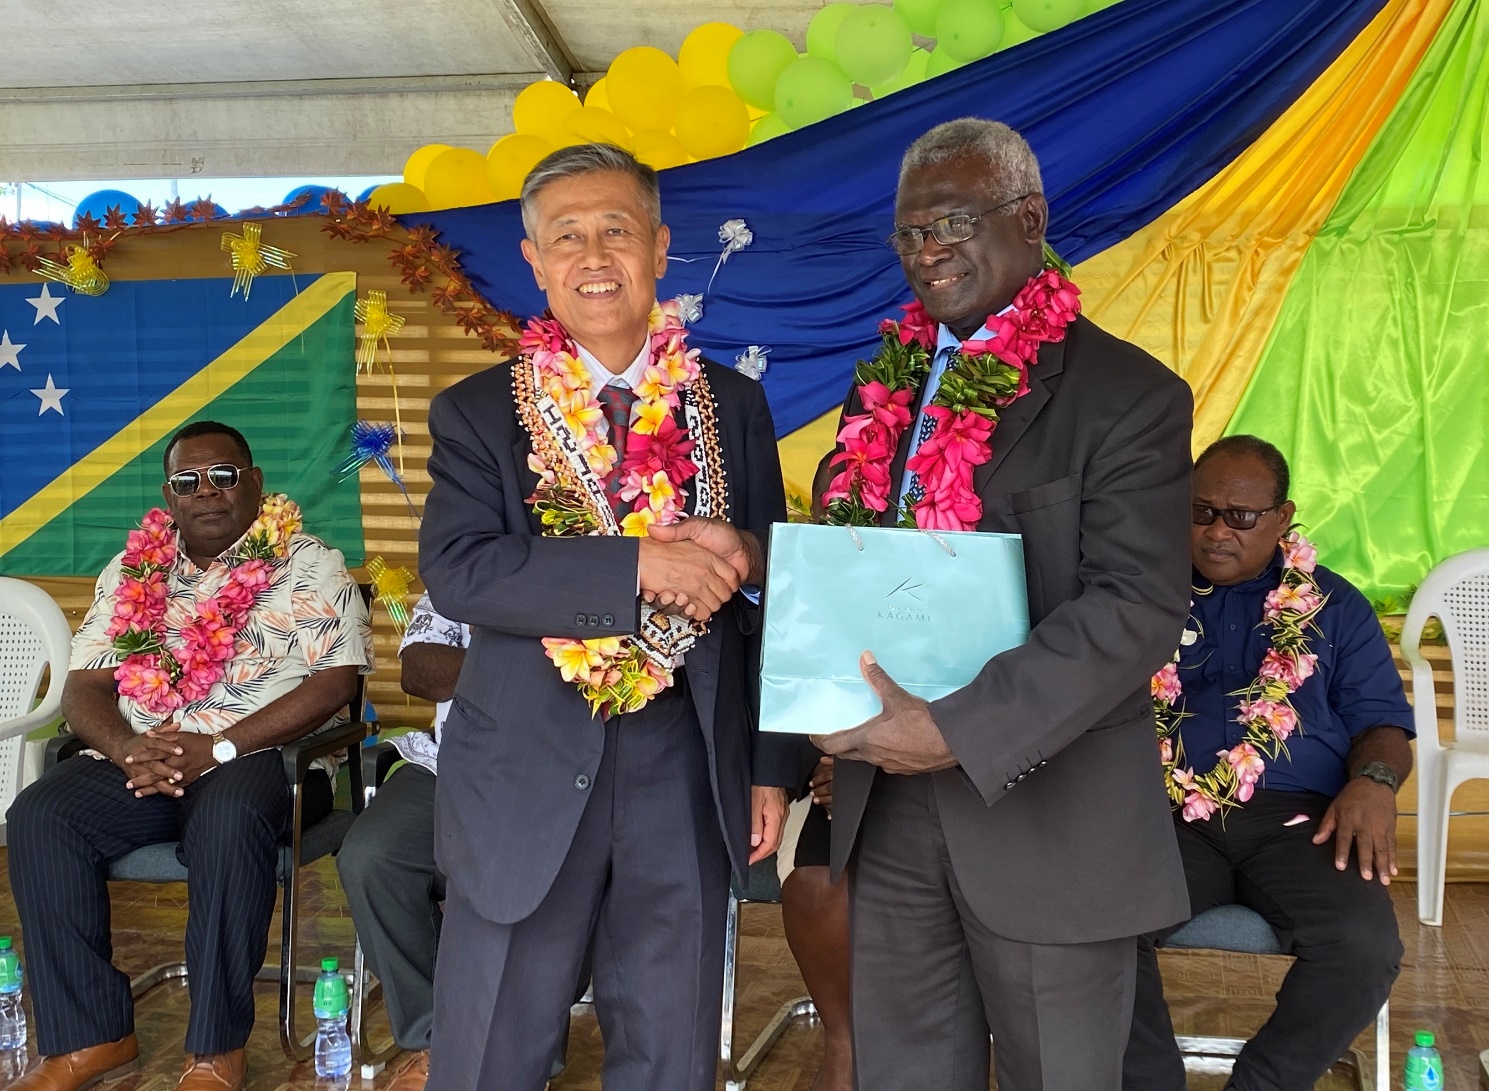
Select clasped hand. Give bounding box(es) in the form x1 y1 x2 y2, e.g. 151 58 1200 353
637 517 761 622
113 730 218 798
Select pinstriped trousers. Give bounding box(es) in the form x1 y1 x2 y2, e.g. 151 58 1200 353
5 749 306 1056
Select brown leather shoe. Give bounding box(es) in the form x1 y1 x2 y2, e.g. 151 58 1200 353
10 1034 140 1091
176 1050 245 1091
384 1050 429 1091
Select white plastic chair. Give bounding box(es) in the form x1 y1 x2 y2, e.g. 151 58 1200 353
1399 548 1489 926
0 578 73 831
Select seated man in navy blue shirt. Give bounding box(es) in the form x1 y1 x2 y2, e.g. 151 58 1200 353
1123 435 1413 1091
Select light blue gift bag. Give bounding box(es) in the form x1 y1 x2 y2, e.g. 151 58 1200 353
759 523 1030 735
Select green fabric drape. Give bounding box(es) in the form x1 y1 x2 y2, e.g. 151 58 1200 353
1227 0 1489 601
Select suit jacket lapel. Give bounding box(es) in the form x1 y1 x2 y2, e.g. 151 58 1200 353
973 334 1067 495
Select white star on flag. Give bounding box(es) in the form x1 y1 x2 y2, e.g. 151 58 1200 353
0 330 23 370
31 374 68 416
27 283 64 325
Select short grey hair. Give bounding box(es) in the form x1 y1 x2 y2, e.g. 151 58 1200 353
520 143 662 237
899 118 1043 201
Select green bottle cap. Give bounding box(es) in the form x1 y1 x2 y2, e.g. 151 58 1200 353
313 959 348 1017
0 938 11 950
1415 1030 1435 1047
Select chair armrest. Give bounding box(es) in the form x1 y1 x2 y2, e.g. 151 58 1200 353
361 740 401 791
44 729 86 770
280 719 370 787
0 707 61 744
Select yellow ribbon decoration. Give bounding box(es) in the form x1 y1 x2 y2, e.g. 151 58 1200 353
366 556 415 634
36 244 109 296
221 223 296 300
355 290 409 475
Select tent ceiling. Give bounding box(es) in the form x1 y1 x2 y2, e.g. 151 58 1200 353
0 0 824 183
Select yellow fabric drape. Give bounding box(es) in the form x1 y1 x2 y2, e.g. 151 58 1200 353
777 408 842 513
1076 0 1450 452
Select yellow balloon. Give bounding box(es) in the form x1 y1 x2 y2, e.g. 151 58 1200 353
365 182 429 214
423 147 497 209
403 144 451 191
584 78 611 112
558 107 634 150
632 130 691 171
679 22 745 90
606 46 683 133
512 80 582 138
673 85 750 160
486 133 554 200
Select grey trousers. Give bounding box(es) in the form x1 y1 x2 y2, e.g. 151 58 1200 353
337 763 446 1051
426 691 730 1091
850 772 1138 1091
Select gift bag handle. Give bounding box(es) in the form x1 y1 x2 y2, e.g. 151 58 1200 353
844 525 958 558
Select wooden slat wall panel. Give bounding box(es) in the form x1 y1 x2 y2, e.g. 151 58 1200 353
10 219 1489 877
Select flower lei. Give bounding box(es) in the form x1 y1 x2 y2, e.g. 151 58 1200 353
517 300 727 718
522 300 700 538
822 269 1081 531
107 495 302 719
1153 532 1326 821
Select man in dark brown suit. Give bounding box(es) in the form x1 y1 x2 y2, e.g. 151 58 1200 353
813 118 1193 1091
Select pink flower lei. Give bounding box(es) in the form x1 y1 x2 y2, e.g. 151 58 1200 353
1152 532 1328 822
823 268 1081 531
108 495 301 719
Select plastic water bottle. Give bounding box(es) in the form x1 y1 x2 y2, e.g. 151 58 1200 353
1404 1029 1444 1090
0 937 26 1051
312 958 351 1081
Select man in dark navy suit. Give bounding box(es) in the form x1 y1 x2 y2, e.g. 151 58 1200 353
418 143 803 1091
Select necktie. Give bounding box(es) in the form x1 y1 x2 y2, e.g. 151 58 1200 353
905 347 960 505
596 380 638 507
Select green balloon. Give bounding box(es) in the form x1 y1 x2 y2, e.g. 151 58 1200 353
807 3 856 61
871 47 930 98
997 10 1043 49
728 30 800 111
936 0 1004 62
1011 0 1088 33
747 112 791 146
924 44 967 79
894 0 946 37
835 5 913 87
774 56 854 130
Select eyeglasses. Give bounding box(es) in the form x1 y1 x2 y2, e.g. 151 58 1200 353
1192 504 1278 531
886 193 1036 255
168 464 244 496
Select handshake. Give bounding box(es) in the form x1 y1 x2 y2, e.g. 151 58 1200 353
637 516 765 622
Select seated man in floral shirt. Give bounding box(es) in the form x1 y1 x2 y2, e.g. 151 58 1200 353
6 421 372 1091
1122 435 1413 1091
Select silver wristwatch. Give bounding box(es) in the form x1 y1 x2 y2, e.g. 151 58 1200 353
210 731 238 765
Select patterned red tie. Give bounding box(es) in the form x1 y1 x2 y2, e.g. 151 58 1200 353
597 381 638 509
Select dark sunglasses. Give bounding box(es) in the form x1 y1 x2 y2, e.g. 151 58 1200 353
168 463 244 496
1192 504 1278 531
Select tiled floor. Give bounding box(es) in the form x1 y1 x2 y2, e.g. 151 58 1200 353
0 849 1482 1090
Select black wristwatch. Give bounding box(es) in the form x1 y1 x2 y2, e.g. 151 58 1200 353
1355 761 1400 794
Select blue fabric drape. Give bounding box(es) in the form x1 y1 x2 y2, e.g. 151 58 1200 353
404 0 1385 435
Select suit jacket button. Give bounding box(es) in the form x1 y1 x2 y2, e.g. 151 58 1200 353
602 613 615 626
574 774 591 790
1005 780 1016 790
575 614 587 627
588 614 600 626
1038 760 1048 767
